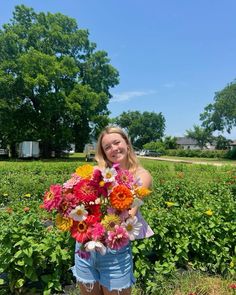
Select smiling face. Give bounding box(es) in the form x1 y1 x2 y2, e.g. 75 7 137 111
101 133 129 168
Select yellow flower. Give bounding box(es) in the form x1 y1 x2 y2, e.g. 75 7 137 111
24 193 31 198
204 209 213 216
101 214 121 231
230 261 234 268
3 193 8 197
165 201 175 207
75 164 93 179
55 214 73 231
135 187 151 199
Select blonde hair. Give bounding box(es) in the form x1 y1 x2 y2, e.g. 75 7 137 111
95 126 140 173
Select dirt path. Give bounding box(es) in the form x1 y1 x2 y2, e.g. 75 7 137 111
139 156 236 166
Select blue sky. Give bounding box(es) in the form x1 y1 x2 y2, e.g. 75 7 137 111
1 0 236 139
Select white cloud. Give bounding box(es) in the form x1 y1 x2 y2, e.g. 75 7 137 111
111 90 156 102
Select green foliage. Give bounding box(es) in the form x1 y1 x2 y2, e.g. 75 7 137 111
185 125 213 149
0 159 235 294
200 80 236 133
166 148 228 158
143 141 166 154
114 110 165 149
0 5 119 156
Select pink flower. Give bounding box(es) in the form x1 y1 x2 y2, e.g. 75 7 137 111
92 222 105 240
74 179 98 202
229 283 236 289
59 192 79 216
63 174 81 189
106 225 129 250
115 169 134 188
43 184 62 211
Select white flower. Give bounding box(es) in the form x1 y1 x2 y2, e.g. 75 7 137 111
102 167 117 183
69 204 88 221
121 216 142 241
84 241 107 255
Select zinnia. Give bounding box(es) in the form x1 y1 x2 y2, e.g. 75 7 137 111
43 184 62 211
74 179 98 202
110 184 133 210
56 214 73 231
121 216 142 241
71 220 92 243
106 225 129 250
115 169 134 188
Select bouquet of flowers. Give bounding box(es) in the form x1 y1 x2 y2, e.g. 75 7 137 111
42 164 151 257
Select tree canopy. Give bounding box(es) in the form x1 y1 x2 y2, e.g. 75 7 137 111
0 5 119 156
200 81 236 134
114 110 165 149
185 125 213 149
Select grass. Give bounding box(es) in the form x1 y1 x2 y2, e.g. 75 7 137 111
64 272 235 295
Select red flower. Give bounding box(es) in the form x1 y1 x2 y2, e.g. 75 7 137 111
74 179 98 203
59 192 79 216
43 184 62 211
229 283 236 289
70 219 93 243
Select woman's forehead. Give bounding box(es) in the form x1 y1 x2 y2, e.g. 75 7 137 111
102 133 123 144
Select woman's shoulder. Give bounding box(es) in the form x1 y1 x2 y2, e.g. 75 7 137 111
135 166 152 188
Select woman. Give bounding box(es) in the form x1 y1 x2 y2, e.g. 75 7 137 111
71 126 154 295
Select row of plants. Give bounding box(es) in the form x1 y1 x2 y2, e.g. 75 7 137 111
165 148 232 159
0 159 235 294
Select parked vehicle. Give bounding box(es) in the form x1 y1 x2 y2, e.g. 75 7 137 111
84 143 96 161
140 149 162 157
18 141 40 158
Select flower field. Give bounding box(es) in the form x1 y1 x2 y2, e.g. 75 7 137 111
0 159 235 294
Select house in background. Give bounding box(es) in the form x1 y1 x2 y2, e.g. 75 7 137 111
229 140 236 150
176 137 216 150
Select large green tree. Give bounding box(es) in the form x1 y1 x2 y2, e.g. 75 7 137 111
200 80 236 134
0 5 119 156
185 125 213 149
114 110 165 148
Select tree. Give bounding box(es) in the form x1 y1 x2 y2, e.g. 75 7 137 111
185 125 213 149
214 135 232 150
200 81 236 134
114 111 165 149
0 5 119 157
163 136 177 149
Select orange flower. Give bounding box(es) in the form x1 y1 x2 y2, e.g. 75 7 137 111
23 207 30 212
6 207 13 214
134 187 151 199
110 185 133 211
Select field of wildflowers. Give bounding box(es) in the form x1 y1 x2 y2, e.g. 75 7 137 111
0 159 235 294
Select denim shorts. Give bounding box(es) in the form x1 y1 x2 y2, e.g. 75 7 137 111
71 242 136 292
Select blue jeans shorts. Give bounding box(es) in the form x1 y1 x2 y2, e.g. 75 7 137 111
71 242 136 292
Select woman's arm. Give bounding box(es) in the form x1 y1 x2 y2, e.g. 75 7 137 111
129 168 152 217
